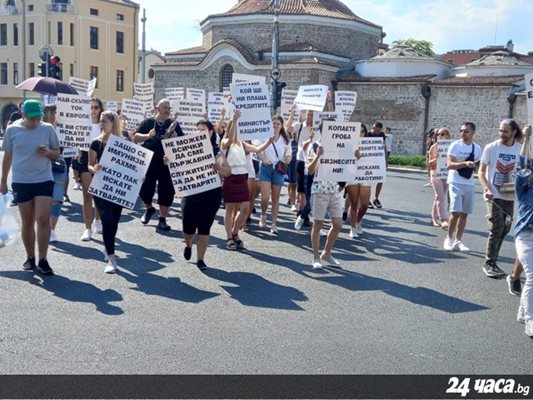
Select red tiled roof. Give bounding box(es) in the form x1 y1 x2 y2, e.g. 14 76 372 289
203 0 380 28
429 76 524 86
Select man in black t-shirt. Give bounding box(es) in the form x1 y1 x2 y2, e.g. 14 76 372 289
368 121 387 209
133 99 183 231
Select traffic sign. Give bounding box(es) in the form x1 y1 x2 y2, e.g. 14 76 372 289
271 67 281 80
39 45 53 61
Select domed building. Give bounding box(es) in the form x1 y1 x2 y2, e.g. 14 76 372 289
153 0 384 96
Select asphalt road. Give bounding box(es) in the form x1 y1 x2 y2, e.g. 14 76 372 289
0 162 530 376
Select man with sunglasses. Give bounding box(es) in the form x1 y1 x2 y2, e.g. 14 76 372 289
444 122 481 252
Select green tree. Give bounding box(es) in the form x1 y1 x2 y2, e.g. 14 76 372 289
391 39 435 57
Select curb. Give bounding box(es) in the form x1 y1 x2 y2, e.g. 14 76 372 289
388 166 426 174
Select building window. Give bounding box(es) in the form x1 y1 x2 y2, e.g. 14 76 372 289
90 8 98 16
90 26 98 49
13 62 18 85
220 64 234 90
69 63 73 77
70 23 74 46
116 70 124 92
116 31 124 54
28 4 33 11
116 13 124 21
28 22 34 45
13 23 18 46
57 21 63 45
90 65 98 88
29 62 35 77
1 63 7 85
0 24 7 46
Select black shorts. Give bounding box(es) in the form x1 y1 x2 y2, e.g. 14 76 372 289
296 160 306 193
181 187 222 236
12 181 54 203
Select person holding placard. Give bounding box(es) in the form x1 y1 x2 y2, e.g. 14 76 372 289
78 98 104 241
428 128 451 230
220 110 275 250
368 121 387 209
179 120 231 271
134 98 182 232
1 99 60 275
307 119 344 269
444 122 482 252
478 119 522 278
257 115 292 235
88 111 124 274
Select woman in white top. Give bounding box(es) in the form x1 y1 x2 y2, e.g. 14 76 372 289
221 110 274 249
257 115 292 234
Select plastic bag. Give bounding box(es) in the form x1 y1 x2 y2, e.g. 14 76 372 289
0 192 19 248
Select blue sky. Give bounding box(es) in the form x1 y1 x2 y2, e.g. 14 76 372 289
136 0 533 56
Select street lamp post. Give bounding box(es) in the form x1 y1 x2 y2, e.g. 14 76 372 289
270 0 280 113
141 8 146 84
21 0 26 99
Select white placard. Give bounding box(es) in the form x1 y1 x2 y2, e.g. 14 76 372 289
312 111 342 137
88 136 153 209
281 89 298 122
165 87 185 101
230 83 273 141
121 98 145 131
435 139 453 179
526 73 533 125
335 91 357 122
316 121 360 182
176 100 205 135
186 88 206 112
69 77 90 96
87 78 97 97
223 87 234 122
232 73 266 86
134 83 154 114
62 147 79 158
43 94 57 106
294 85 329 112
55 94 92 150
208 92 224 122
353 137 387 184
162 133 221 197
106 101 118 113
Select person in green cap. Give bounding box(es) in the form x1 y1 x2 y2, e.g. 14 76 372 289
0 99 61 275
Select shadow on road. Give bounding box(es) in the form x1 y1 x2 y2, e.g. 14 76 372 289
0 270 123 315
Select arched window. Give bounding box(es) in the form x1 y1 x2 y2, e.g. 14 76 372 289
219 64 234 91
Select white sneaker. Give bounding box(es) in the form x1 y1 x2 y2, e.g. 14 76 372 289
80 229 92 241
291 205 298 212
443 237 454 251
93 219 103 234
517 309 525 324
355 222 363 236
294 216 304 230
320 228 329 237
259 214 267 228
49 230 58 243
320 253 341 268
104 257 117 274
312 258 323 269
349 227 358 238
526 321 533 337
454 241 470 252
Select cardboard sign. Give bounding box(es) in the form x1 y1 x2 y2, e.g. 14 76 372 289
162 133 221 197
88 136 153 209
281 89 298 122
526 72 533 125
353 137 387 184
55 94 93 150
335 91 357 122
121 98 146 131
315 121 360 182
230 83 273 141
294 85 329 111
208 92 224 122
435 139 453 179
176 100 205 135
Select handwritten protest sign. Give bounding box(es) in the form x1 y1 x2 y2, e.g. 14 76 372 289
294 85 329 112
176 100 205 135
281 89 298 122
166 87 185 111
435 139 453 179
134 82 154 114
230 83 273 141
55 94 92 149
88 136 153 209
353 137 387 184
526 72 533 125
316 121 360 182
69 77 90 96
121 98 145 131
208 92 224 121
186 88 206 113
162 133 221 197
335 91 357 122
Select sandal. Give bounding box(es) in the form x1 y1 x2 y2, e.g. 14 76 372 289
226 238 237 250
232 234 245 249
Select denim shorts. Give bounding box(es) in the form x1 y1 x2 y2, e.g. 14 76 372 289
258 163 285 186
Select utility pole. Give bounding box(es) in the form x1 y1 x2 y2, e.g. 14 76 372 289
270 0 280 114
21 0 26 99
141 8 147 83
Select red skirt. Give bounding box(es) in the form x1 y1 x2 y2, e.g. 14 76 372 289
222 173 249 203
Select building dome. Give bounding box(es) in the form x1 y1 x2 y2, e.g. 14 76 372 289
456 51 533 77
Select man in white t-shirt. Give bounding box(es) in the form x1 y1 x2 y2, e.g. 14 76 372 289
478 119 522 278
444 122 482 251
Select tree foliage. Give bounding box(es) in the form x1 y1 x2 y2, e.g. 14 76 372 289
392 39 435 57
